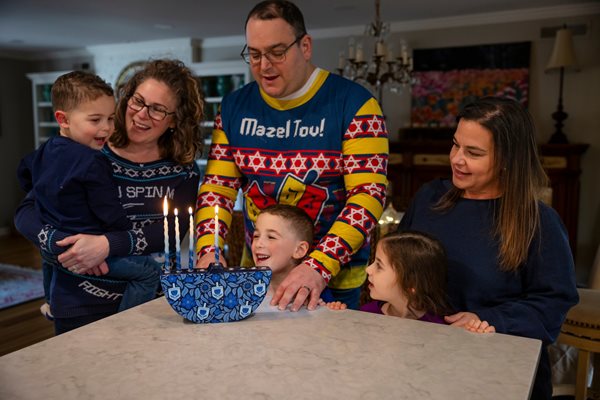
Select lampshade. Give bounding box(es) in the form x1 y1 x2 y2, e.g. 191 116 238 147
546 27 578 71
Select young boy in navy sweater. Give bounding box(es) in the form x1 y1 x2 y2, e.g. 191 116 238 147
18 71 160 319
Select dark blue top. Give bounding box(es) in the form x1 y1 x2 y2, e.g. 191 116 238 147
15 143 200 257
360 301 446 325
399 179 578 344
399 179 579 399
18 136 130 234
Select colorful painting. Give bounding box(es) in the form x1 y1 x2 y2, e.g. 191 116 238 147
410 42 531 128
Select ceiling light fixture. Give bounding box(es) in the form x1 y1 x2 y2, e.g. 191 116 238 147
337 0 415 108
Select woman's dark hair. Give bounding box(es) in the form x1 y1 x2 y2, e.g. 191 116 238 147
379 231 453 317
435 97 548 271
111 59 203 165
245 0 307 38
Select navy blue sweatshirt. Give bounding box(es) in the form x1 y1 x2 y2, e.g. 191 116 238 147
15 143 200 257
400 179 578 399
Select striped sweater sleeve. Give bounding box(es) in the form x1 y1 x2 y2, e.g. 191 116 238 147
304 97 388 282
195 113 242 256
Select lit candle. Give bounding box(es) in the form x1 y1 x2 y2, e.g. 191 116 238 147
214 205 220 265
174 208 181 271
188 207 194 270
163 197 169 271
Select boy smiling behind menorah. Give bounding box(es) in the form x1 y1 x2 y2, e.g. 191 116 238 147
251 204 333 302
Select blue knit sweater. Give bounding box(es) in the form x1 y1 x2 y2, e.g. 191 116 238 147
18 136 131 235
15 144 200 257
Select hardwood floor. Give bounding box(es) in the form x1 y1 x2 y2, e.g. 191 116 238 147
0 233 55 356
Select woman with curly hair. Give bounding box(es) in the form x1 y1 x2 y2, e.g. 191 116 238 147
15 59 204 333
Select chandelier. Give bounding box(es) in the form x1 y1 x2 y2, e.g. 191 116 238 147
337 0 415 107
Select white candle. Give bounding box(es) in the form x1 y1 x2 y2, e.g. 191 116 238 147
356 43 364 62
163 197 169 270
174 208 181 271
348 37 355 60
214 205 220 264
386 44 395 62
376 41 385 57
401 46 408 65
188 207 194 270
338 51 345 69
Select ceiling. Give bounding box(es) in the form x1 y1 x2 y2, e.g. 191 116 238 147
0 0 592 58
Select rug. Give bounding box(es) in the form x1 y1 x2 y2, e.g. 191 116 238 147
0 264 44 310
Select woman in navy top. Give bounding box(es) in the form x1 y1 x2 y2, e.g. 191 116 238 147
400 97 578 399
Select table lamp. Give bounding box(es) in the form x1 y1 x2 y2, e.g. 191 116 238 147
546 25 579 144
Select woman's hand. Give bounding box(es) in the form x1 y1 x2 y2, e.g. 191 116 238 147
444 311 482 327
56 234 110 271
465 319 496 334
324 301 347 311
71 262 110 276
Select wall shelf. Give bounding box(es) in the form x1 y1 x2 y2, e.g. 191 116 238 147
188 61 251 177
27 70 71 148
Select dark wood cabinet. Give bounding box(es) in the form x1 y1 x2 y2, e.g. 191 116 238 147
388 140 588 254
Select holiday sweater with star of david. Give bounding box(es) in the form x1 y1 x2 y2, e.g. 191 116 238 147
196 69 389 289
15 145 200 258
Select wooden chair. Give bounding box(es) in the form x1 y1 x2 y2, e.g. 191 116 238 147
554 243 600 399
557 288 600 400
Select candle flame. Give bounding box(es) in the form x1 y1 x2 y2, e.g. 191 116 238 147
174 208 178 216
215 205 219 216
188 206 193 215
163 196 168 216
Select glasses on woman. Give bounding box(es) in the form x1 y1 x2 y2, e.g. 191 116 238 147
240 35 305 65
127 95 175 121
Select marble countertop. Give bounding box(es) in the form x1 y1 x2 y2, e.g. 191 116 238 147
0 297 540 399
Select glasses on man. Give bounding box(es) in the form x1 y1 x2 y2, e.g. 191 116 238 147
127 95 175 121
240 35 305 65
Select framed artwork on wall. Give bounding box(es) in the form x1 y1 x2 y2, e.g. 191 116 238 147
410 42 531 128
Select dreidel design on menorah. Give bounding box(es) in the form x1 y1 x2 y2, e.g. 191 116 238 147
161 262 272 323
